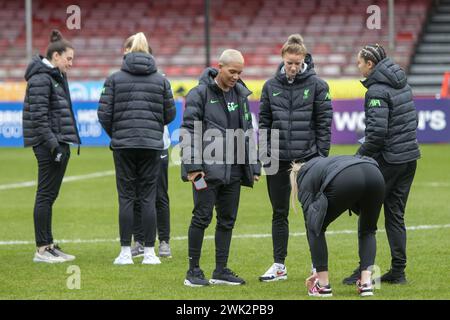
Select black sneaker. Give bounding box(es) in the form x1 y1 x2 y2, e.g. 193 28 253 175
342 267 360 285
210 268 246 285
378 269 407 284
184 267 210 287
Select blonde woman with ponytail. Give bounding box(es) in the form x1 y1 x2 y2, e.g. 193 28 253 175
98 32 176 266
288 155 385 297
258 34 332 282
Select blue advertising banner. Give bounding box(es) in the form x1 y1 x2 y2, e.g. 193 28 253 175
0 100 184 147
0 98 448 147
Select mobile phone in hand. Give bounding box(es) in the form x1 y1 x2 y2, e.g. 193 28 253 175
193 174 207 190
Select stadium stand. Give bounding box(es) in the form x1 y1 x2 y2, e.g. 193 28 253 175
409 0 450 96
0 0 434 86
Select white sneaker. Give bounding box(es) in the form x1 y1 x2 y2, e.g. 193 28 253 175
33 247 66 264
113 253 134 265
259 263 288 282
142 254 161 265
52 244 75 261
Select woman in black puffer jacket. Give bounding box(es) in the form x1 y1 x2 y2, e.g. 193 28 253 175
290 156 385 297
98 32 176 266
23 30 80 264
343 44 420 285
258 34 333 282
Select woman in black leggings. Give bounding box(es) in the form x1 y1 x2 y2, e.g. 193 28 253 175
290 155 385 297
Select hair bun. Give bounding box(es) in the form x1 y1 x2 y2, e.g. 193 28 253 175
288 34 303 45
50 30 63 43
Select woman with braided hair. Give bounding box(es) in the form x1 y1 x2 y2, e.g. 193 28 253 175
342 44 420 285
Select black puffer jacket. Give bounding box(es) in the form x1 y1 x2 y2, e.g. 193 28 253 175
296 155 379 236
22 55 80 150
357 58 421 164
180 67 261 187
259 54 332 161
98 52 176 150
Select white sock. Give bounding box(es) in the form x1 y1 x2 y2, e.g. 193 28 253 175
120 246 131 256
144 247 155 256
38 247 45 254
275 263 285 268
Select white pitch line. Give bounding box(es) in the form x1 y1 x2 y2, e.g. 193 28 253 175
0 170 115 191
416 182 450 188
1 224 449 246
1 169 449 191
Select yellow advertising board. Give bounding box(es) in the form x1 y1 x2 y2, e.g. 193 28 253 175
170 79 367 100
0 78 366 102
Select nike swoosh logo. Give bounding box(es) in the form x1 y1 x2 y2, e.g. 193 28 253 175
272 92 282 96
210 99 219 104
160 155 168 159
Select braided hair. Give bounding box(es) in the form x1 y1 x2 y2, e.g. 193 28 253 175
359 43 387 66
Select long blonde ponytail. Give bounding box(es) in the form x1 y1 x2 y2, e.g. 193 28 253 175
124 32 150 54
290 161 305 214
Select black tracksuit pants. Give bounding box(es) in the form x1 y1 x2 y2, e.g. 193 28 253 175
307 163 385 272
32 143 70 247
377 156 417 272
266 160 293 264
267 156 319 264
188 166 242 271
133 149 170 244
113 149 160 247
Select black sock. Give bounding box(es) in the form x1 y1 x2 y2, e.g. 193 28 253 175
215 229 232 272
188 225 205 271
216 262 226 272
189 257 199 270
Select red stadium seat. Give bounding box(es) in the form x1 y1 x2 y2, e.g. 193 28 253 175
0 0 433 81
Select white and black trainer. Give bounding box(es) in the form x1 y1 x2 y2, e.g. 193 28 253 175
33 247 66 264
52 244 75 261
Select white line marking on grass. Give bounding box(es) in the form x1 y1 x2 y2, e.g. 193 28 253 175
0 170 115 191
416 182 450 188
1 224 449 246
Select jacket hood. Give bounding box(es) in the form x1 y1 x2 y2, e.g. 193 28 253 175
121 52 157 75
24 55 61 81
198 67 218 86
275 53 316 83
362 58 407 89
198 67 252 97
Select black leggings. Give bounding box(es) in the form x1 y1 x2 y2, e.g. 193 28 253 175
307 163 385 272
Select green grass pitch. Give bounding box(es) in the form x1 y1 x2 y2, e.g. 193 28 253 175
0 145 449 299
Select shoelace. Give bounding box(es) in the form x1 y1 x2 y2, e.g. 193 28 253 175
265 265 280 276
357 280 372 290
45 247 60 257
